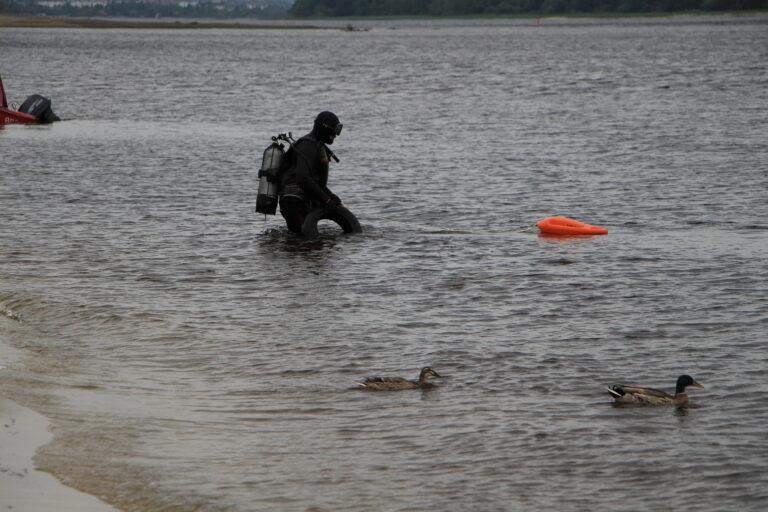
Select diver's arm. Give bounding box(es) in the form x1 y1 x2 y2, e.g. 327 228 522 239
294 141 331 204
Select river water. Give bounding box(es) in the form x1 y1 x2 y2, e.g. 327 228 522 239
1 15 767 512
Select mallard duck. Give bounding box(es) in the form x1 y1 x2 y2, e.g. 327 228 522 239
356 367 442 391
607 374 703 406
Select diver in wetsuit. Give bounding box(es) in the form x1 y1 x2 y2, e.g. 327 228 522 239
279 111 344 234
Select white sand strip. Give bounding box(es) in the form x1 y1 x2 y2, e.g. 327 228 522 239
0 397 119 512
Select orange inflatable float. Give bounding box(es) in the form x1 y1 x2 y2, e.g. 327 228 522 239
537 216 608 236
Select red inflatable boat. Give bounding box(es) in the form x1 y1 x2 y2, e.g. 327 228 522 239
0 74 60 124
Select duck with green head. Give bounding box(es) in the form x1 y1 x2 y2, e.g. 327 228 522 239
607 374 704 406
356 367 442 391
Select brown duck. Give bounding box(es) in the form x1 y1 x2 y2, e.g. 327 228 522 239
356 367 442 391
607 374 704 406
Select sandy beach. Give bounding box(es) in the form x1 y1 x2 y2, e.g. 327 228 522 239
0 340 118 512
0 397 119 512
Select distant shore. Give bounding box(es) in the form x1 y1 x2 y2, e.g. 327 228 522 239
0 14 328 29
1 11 766 29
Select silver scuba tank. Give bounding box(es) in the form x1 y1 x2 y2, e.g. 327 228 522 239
255 141 284 215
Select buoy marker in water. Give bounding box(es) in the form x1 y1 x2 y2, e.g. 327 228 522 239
537 216 608 236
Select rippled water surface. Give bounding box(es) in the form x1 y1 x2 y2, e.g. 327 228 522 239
1 16 768 512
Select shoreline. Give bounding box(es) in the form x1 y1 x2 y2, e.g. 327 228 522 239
0 11 766 29
0 396 119 512
0 333 120 512
0 14 329 29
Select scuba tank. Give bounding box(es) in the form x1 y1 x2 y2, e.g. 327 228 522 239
255 139 285 215
255 133 298 216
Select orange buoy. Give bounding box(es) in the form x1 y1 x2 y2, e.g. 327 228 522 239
536 216 608 236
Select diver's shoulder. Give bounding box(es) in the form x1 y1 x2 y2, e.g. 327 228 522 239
294 134 322 155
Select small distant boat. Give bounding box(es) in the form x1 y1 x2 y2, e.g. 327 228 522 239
0 74 60 124
537 216 608 236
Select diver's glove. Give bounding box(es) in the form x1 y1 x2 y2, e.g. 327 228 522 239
324 194 341 211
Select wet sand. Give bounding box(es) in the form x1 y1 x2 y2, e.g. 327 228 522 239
0 14 324 29
0 397 119 512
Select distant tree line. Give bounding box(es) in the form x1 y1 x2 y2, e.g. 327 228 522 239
288 0 767 16
0 0 289 18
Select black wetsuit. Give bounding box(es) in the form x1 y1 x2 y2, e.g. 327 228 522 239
279 133 339 233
